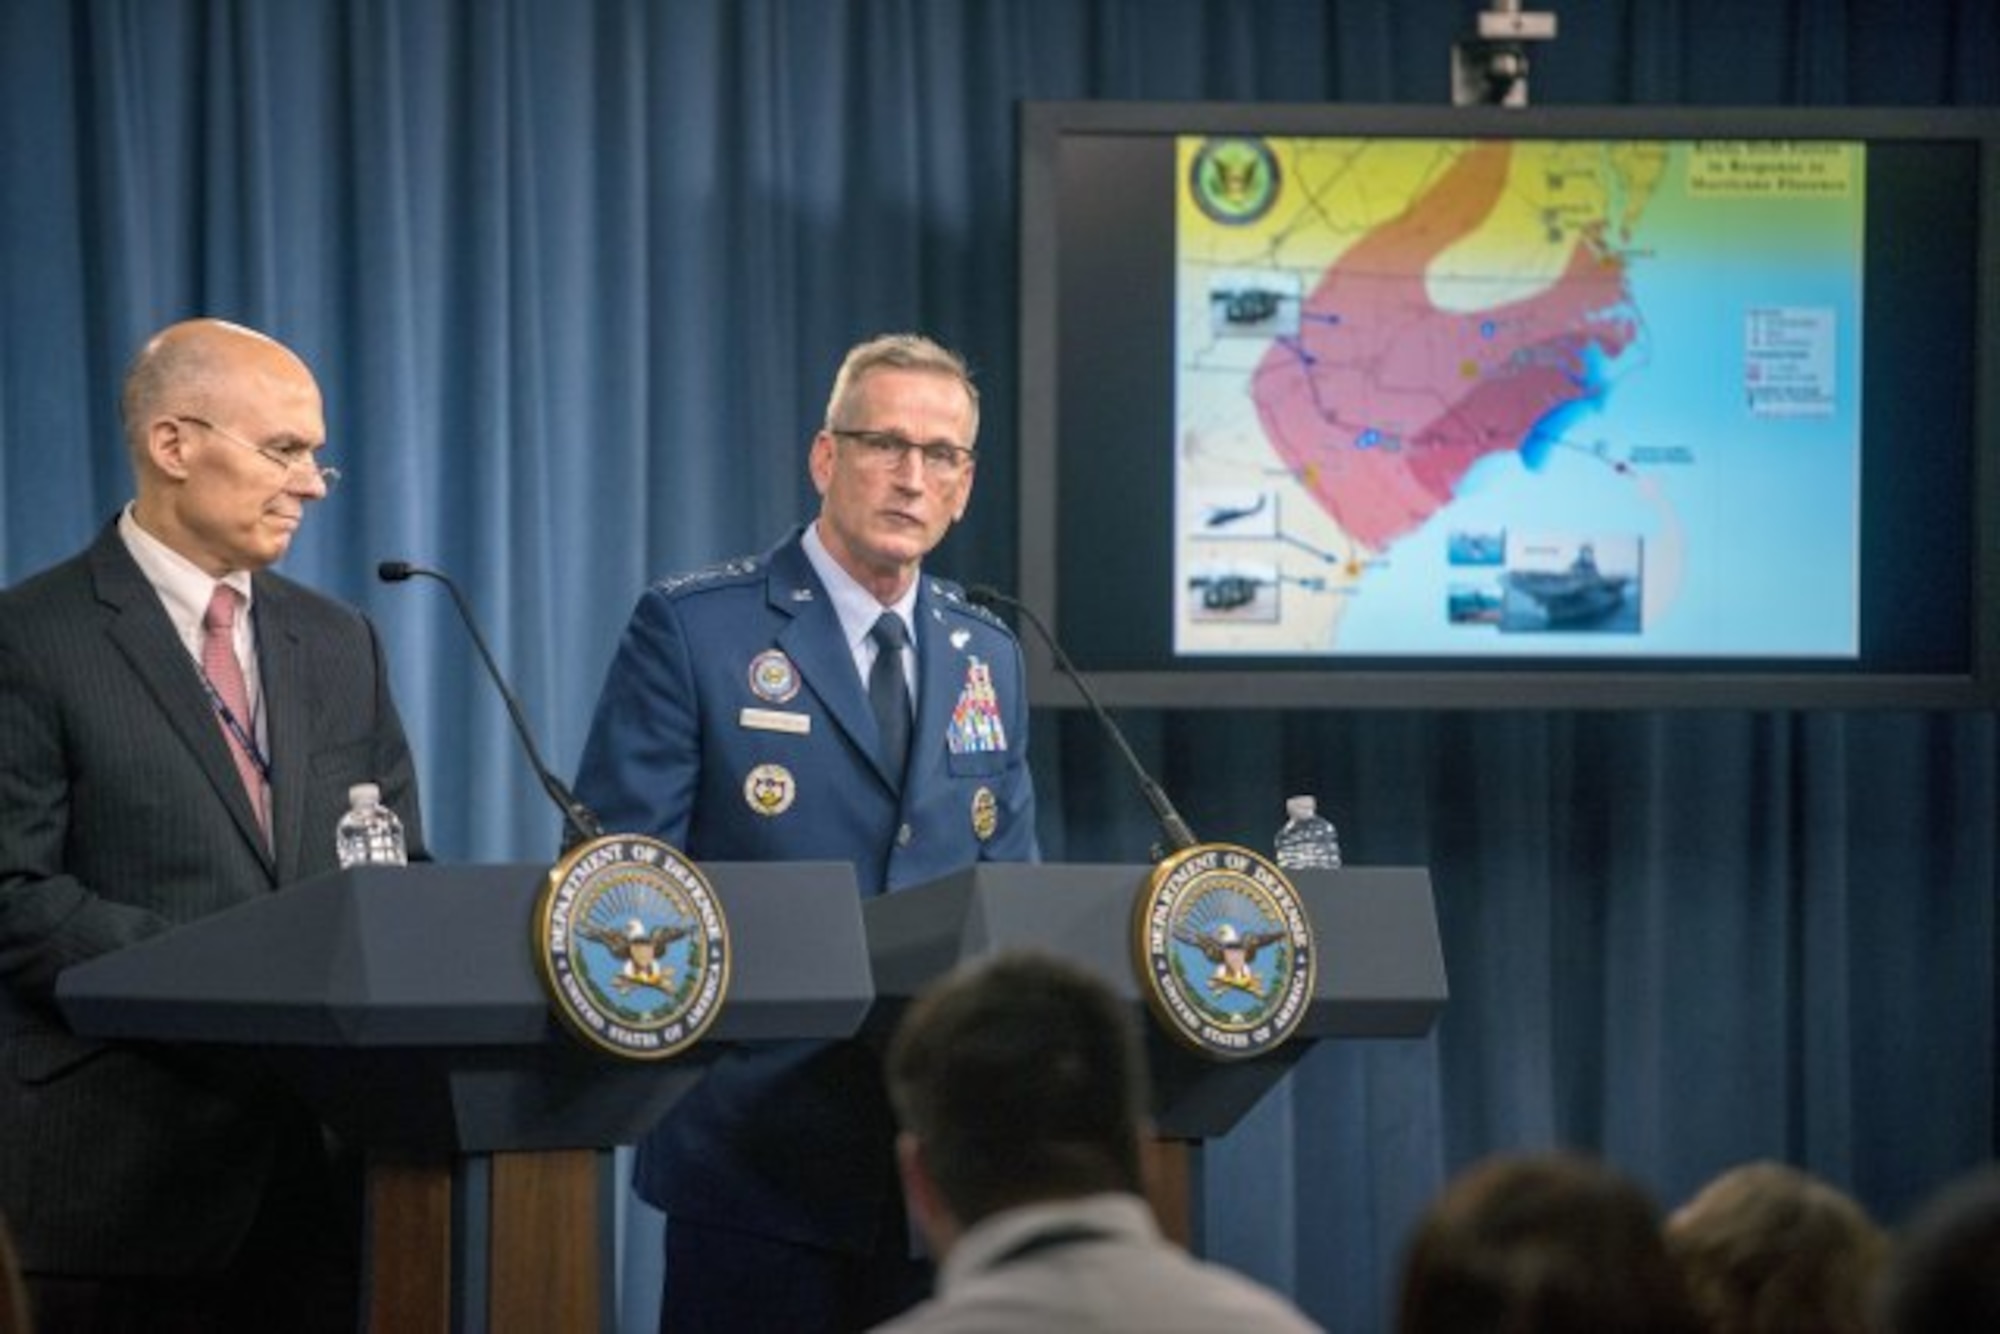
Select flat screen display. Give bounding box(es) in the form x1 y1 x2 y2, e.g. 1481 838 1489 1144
1017 103 2000 708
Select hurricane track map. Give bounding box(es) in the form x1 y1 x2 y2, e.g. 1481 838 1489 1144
1174 135 1866 660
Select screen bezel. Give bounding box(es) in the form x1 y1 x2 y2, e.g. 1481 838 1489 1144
1016 101 2000 710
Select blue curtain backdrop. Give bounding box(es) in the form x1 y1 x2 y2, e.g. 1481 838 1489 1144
4 2 1998 1331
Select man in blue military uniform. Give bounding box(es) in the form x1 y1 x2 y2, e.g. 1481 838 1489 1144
575 333 1039 1332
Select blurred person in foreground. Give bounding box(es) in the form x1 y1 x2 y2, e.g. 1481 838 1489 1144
1664 1159 1886 1334
1397 1150 1701 1334
575 333 1038 1331
0 318 425 1333
1875 1164 2000 1334
872 950 1322 1333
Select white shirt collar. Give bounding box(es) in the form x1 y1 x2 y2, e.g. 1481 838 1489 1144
939 1194 1158 1290
117 505 258 671
802 520 919 672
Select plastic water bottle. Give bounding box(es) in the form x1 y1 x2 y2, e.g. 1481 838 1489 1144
1273 794 1342 871
336 782 407 867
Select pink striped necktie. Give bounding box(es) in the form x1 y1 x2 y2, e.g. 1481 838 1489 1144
202 584 269 840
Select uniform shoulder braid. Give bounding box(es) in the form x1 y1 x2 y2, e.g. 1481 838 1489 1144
928 576 1015 636
649 554 765 601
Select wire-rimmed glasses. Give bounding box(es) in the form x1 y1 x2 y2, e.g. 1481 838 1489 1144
176 414 341 492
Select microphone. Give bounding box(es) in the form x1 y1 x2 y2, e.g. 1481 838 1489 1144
966 585 1198 857
378 560 604 850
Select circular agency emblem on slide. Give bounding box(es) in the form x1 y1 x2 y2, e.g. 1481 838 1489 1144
1133 843 1316 1060
534 834 731 1061
1189 136 1281 225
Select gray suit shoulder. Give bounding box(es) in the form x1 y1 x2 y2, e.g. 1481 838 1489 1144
1 536 101 603
254 568 377 635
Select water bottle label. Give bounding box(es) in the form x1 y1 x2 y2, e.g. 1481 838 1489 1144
337 802 407 868
1274 818 1342 871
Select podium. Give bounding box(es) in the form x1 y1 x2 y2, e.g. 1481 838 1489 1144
55 861 874 1334
54 859 1444 1322
865 863 1447 1244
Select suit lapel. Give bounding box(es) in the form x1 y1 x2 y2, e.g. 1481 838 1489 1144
253 574 309 879
89 529 275 874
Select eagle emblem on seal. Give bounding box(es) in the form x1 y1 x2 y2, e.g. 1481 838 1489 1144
580 917 696 992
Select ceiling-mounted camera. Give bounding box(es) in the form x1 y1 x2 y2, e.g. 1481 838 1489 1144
1451 2 1557 107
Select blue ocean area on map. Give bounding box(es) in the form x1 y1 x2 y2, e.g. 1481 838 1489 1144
1519 341 1622 472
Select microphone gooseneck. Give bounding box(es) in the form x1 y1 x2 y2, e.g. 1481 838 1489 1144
967 585 1198 856
377 560 605 850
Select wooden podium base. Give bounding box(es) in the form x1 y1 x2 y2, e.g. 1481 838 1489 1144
364 1150 607 1334
1143 1138 1201 1250
365 1156 451 1331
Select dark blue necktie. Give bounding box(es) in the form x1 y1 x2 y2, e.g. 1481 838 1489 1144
868 612 912 783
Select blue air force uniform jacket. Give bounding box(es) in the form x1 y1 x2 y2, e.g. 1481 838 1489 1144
573 527 1039 1254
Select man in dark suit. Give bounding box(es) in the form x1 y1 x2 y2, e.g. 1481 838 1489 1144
575 333 1039 1333
0 318 426 1333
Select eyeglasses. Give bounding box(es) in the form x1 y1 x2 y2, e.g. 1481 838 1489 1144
830 428 976 480
176 415 341 492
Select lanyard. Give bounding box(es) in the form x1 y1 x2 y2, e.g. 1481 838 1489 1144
196 668 272 783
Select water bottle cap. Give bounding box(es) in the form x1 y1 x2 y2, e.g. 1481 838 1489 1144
349 782 382 807
1285 794 1318 820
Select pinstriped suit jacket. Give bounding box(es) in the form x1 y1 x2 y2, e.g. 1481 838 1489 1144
0 520 425 1276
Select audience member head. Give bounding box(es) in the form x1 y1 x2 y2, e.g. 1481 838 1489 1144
884 950 1147 1258
1397 1150 1700 1334
1664 1159 1885 1334
1876 1165 2000 1334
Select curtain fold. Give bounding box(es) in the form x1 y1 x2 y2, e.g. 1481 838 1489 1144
3 3 1996 1330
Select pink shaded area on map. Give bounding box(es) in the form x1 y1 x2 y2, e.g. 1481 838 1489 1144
1252 142 1637 552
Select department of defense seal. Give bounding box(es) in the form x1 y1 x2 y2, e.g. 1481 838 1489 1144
535 834 731 1061
1132 842 1315 1060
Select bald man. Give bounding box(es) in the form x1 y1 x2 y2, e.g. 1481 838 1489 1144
0 319 425 1332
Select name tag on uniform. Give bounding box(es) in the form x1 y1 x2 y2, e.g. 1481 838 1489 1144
740 707 811 735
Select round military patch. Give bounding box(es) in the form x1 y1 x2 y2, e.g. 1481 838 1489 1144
748 650 799 703
744 762 796 817
1132 842 1315 1061
535 834 731 1061
970 786 998 841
